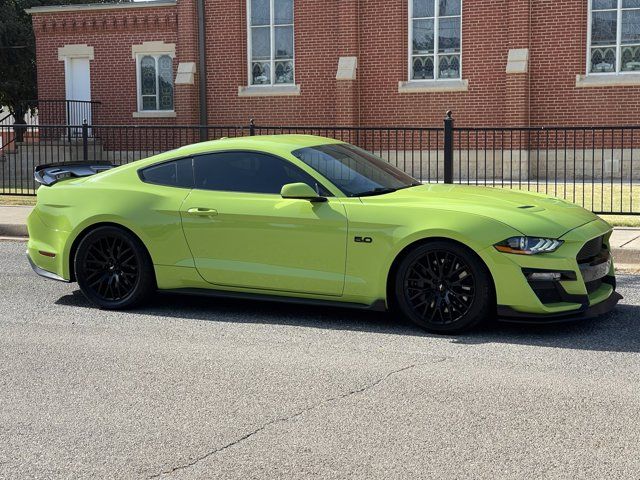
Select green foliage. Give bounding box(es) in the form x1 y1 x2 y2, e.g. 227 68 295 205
0 0 38 117
0 0 130 119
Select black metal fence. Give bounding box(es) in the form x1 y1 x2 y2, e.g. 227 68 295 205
1 114 638 215
1 100 100 130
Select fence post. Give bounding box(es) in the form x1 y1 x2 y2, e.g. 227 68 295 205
249 118 255 136
66 101 72 144
82 119 88 162
443 110 454 184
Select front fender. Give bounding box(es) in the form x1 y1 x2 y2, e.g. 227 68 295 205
342 204 522 304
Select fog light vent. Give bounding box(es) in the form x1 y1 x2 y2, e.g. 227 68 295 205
527 272 561 281
522 268 577 282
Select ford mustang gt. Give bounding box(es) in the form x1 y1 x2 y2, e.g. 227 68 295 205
27 135 621 333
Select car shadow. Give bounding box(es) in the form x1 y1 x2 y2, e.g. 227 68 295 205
55 275 640 354
452 302 640 354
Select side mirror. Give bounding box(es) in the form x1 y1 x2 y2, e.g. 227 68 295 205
280 183 327 202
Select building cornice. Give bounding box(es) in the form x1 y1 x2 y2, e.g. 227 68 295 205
26 0 175 15
32 8 177 34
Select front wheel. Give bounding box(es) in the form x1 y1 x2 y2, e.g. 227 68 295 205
74 226 155 309
394 241 493 334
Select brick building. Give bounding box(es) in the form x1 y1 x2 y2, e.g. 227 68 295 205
26 0 640 128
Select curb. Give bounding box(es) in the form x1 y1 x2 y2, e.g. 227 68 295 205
613 248 640 266
0 224 27 237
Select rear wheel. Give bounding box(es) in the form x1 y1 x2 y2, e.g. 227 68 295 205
394 241 493 334
74 226 155 309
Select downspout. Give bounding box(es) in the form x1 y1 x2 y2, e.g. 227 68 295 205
357 0 361 127
196 0 208 135
528 0 531 127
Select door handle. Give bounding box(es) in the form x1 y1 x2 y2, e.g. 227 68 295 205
186 207 218 216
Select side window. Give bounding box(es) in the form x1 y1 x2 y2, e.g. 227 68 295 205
193 151 329 195
140 158 193 188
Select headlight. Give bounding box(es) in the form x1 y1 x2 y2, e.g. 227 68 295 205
494 236 563 255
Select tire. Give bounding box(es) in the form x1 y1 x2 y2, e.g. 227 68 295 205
394 240 493 334
74 226 155 309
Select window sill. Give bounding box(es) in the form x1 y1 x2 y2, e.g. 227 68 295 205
237 84 301 97
575 74 640 88
132 111 177 118
398 79 468 93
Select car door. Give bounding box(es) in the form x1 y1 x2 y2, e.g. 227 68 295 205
180 151 348 296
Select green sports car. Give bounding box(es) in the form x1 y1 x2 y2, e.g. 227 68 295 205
27 135 621 333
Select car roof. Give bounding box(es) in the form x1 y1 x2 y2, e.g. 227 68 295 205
170 134 344 158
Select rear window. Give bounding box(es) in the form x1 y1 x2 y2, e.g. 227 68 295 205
140 158 194 188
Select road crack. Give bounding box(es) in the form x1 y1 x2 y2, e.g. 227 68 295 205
148 359 438 478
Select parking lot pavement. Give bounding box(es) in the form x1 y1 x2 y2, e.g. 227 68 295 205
1 241 639 479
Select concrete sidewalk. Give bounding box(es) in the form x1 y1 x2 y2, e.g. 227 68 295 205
0 206 31 237
1 205 638 268
608 228 640 267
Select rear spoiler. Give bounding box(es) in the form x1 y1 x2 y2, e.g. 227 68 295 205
34 162 114 186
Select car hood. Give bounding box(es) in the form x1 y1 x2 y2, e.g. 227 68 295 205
366 184 600 238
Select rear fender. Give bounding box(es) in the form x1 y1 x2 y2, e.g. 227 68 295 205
61 215 152 280
31 173 196 281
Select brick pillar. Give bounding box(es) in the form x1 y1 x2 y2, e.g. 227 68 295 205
504 0 531 128
174 0 200 127
335 0 359 127
504 0 531 180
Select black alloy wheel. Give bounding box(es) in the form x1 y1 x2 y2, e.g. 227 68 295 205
394 241 492 334
75 226 155 309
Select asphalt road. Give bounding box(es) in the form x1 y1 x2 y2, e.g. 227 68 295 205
1 241 639 479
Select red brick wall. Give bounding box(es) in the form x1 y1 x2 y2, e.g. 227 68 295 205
32 5 188 126
529 0 640 126
334 0 359 126
203 0 340 126
504 0 530 127
31 0 640 129
175 0 200 125
356 0 510 127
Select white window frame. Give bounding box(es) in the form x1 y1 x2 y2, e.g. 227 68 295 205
587 0 640 75
246 0 295 86
408 0 463 81
135 53 175 112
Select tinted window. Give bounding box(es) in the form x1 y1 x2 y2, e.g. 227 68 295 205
193 151 330 195
140 158 193 188
292 143 419 197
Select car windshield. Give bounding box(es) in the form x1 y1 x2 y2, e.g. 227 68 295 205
291 143 421 197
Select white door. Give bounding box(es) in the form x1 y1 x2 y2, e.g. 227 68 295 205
65 57 91 127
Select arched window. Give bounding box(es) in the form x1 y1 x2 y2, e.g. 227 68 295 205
137 54 174 111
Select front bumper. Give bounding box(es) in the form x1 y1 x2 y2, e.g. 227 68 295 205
481 217 622 322
497 289 622 324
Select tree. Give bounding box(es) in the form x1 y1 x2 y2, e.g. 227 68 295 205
0 0 128 137
0 0 38 127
